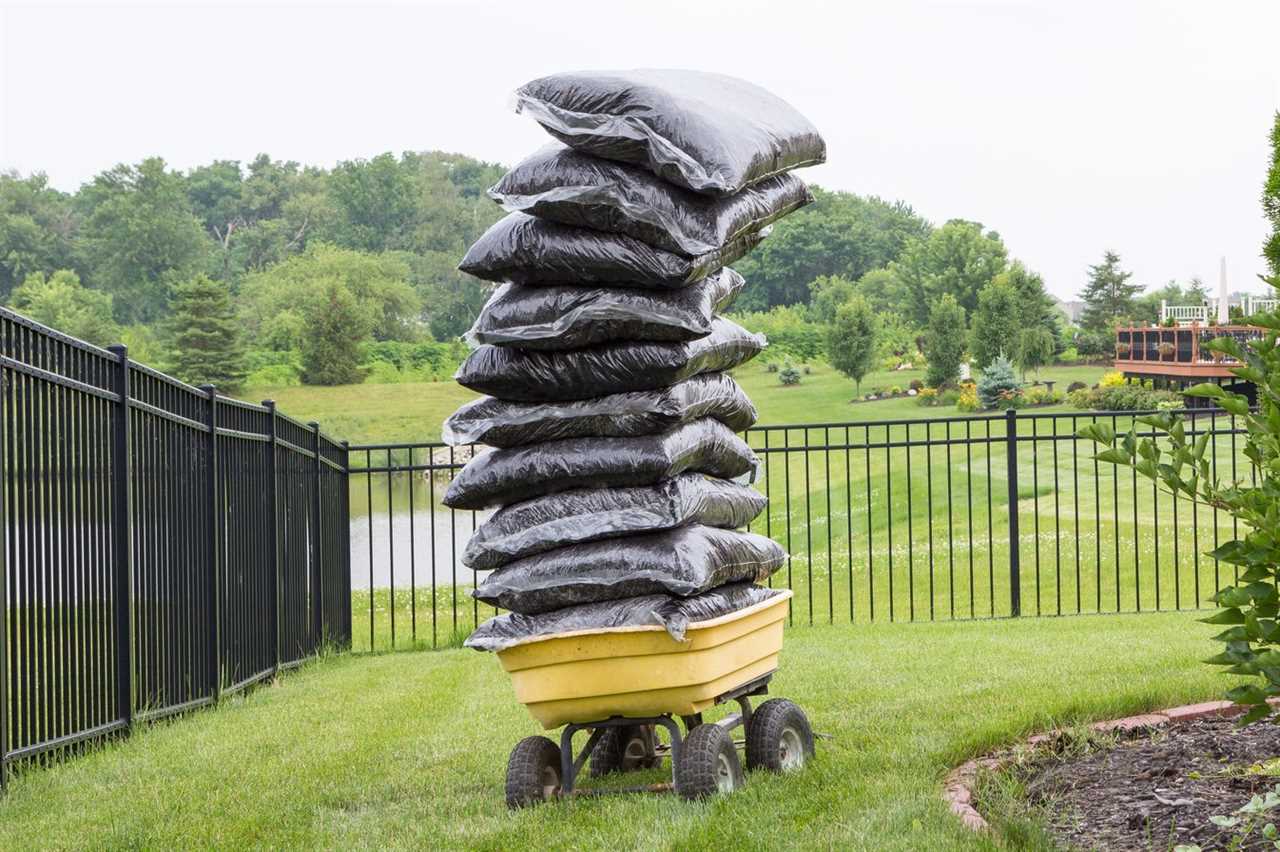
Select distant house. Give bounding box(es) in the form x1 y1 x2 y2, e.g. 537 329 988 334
1054 299 1085 324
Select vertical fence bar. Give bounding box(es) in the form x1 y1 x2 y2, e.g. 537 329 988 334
262 400 281 674
1005 408 1021 617
107 344 134 728
202 386 222 702
311 423 324 647
0 353 7 791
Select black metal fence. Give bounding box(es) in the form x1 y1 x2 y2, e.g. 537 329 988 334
347 407 1250 652
0 308 351 787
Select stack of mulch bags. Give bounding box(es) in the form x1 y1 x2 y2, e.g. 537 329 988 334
441 70 825 652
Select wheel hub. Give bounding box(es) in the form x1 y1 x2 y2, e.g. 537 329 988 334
716 752 736 793
779 726 805 772
540 765 560 799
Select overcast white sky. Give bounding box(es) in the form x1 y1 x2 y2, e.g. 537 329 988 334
2 0 1277 301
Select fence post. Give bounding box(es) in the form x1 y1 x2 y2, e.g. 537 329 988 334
263 399 281 675
341 440 352 647
107 344 135 727
0 359 8 791
202 386 222 702
1005 407 1022 617
310 422 324 651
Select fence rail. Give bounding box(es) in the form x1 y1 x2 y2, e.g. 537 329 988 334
347 406 1250 652
0 307 351 787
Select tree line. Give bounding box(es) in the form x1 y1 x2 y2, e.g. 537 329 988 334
4 111 1276 396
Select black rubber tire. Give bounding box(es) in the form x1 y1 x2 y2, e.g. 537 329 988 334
674 724 744 800
505 736 561 809
589 724 660 777
745 698 815 773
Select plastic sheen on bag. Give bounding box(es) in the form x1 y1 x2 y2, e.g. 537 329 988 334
455 317 765 403
465 583 786 651
457 212 763 288
515 70 826 196
462 472 767 571
442 372 757 448
442 417 758 511
471 526 786 615
465 267 744 350
489 143 813 257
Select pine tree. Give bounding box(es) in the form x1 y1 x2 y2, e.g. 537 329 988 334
1079 251 1140 330
1263 111 1280 286
827 295 878 395
168 274 247 392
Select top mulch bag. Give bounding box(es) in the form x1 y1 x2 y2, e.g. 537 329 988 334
465 582 786 651
442 372 757 448
515 69 826 196
442 417 757 510
458 212 762 287
462 472 767 571
489 143 813 257
465 267 743 350
455 317 765 402
471 526 786 614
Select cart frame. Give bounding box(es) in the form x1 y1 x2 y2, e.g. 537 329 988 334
555 671 774 796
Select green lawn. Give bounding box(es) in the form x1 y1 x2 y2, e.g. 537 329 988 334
0 612 1236 850
247 362 1111 446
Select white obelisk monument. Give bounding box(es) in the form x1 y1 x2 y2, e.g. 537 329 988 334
1218 256 1229 324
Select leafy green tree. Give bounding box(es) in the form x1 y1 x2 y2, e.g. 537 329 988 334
9 269 119 346
807 274 857 324
300 281 370 385
876 312 918 365
970 277 1023 369
924 294 966 387
891 219 1008 325
77 158 210 323
0 172 77 299
168 274 247 392
238 243 421 343
1017 327 1054 380
1264 111 1280 285
1079 250 1140 330
995 261 1060 349
734 188 931 310
853 267 909 316
826 296 878 395
729 305 825 362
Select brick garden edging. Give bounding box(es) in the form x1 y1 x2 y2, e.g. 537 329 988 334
942 700 1250 832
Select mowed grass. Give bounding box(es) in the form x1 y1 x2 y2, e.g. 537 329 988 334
246 361 1111 446
0 612 1238 850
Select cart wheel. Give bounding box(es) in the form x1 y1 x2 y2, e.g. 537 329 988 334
745 699 815 773
505 736 561 809
675 724 744 800
589 724 660 777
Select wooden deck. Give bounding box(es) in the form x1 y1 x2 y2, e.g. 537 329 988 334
1113 324 1259 382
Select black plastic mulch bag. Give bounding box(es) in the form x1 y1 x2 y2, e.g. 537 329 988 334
489 143 813 257
462 472 767 571
465 268 743 351
515 70 826 196
457 212 763 288
455 317 765 403
442 417 757 510
471 526 786 615
442 372 756 448
465 583 785 651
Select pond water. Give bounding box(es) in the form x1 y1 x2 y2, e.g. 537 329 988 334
348 472 491 591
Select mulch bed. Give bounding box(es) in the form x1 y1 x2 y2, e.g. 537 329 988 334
1024 717 1280 850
